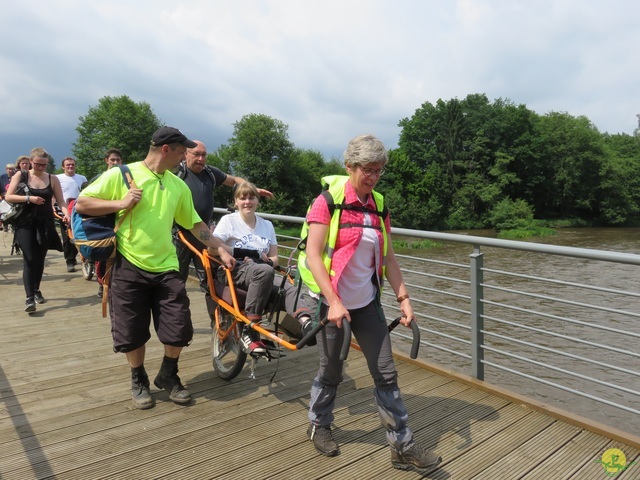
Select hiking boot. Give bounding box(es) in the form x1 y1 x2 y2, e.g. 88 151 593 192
153 356 192 405
307 424 339 457
131 366 155 410
391 443 442 471
25 297 36 313
241 327 267 355
34 291 47 304
66 263 76 273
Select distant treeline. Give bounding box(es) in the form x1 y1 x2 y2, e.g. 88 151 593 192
73 94 640 232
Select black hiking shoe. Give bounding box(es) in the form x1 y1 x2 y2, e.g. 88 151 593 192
25 297 36 313
34 291 46 304
391 443 442 471
131 366 155 410
307 424 339 457
154 356 192 405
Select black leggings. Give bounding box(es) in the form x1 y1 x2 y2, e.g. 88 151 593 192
15 226 48 298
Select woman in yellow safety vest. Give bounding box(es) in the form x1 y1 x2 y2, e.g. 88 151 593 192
302 134 442 472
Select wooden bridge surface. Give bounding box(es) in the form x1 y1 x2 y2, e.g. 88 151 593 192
1 234 639 479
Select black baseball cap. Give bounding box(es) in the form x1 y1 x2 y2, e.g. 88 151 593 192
151 126 197 148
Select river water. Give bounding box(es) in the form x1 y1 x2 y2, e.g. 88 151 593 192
391 227 640 436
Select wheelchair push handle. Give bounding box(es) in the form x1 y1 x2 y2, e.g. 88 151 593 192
339 318 351 361
388 316 420 359
295 318 328 350
294 316 352 361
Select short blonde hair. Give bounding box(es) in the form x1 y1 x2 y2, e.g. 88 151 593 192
30 147 49 160
343 134 388 168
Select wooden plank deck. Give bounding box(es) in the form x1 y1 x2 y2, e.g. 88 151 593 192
1 234 639 479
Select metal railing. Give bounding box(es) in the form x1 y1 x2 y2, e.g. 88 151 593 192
214 208 640 434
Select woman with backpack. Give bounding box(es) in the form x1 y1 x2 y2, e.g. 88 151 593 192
5 148 67 312
301 134 441 472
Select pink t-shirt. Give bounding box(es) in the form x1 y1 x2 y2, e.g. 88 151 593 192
306 181 391 309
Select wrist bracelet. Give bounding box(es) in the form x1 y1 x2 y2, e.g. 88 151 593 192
26 195 30 204
396 294 409 303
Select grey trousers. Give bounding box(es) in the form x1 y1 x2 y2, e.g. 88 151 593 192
219 261 310 320
307 298 415 452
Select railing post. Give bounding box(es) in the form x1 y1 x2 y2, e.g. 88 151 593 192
470 246 484 380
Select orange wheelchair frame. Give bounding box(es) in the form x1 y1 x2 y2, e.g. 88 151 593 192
177 230 352 380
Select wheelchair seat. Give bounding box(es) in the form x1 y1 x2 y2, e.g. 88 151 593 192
214 276 247 309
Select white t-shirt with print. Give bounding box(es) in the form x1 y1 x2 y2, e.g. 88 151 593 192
213 212 277 255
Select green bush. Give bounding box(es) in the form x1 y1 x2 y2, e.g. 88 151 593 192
488 198 534 230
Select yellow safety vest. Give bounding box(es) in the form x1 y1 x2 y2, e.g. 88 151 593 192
298 175 388 294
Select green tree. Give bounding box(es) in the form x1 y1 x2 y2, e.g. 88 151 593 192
534 113 605 219
218 113 342 217
597 133 640 224
73 95 162 179
45 155 57 174
221 113 294 187
397 94 539 229
378 148 441 229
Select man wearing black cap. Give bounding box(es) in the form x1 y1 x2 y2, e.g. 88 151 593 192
76 126 236 410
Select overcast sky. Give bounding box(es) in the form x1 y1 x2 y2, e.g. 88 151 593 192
1 0 638 168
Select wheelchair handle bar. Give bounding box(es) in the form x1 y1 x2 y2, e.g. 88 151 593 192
388 316 420 359
295 316 352 361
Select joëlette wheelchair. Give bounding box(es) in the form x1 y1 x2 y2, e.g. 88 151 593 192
177 231 352 380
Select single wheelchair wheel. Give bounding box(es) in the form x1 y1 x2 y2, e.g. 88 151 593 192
211 307 247 380
82 260 94 281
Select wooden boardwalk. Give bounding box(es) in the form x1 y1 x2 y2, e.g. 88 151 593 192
1 235 639 479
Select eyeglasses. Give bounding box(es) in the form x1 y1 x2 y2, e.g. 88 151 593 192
32 163 48 167
359 167 386 177
189 151 207 158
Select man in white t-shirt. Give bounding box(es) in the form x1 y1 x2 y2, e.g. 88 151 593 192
56 157 88 272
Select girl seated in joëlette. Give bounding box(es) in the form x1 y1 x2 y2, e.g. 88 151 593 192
213 182 314 355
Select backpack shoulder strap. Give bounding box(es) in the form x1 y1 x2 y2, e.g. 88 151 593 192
176 162 187 180
320 190 335 216
204 165 217 188
118 164 133 189
113 165 134 233
176 162 216 188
